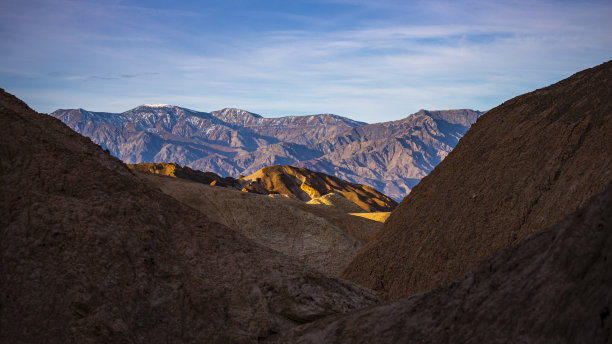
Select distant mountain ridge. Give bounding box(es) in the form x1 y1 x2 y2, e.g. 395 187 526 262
298 109 482 198
51 105 483 201
211 108 365 146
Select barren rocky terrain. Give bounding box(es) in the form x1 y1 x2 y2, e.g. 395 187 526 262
306 193 365 213
211 108 364 146
0 89 380 343
128 162 243 188
3 59 609 343
348 212 391 223
134 171 383 276
241 165 397 212
280 181 612 343
128 162 396 212
343 60 612 300
298 109 483 199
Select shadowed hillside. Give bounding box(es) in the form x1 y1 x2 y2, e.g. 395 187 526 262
343 60 612 300
280 181 612 343
0 89 380 343
133 171 383 276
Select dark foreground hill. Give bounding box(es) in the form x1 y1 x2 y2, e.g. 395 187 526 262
0 89 380 343
280 181 612 343
132 170 383 276
342 60 612 300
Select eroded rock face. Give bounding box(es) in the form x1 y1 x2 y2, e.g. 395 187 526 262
0 89 380 343
280 182 612 343
241 165 398 212
134 171 383 276
342 61 612 300
127 162 397 212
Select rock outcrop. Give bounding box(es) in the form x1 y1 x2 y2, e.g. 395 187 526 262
342 60 612 300
281 181 612 343
0 89 380 343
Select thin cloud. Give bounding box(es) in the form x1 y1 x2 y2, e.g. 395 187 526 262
1 0 610 122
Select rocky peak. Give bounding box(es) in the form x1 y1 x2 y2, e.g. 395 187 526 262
211 108 264 124
125 104 199 118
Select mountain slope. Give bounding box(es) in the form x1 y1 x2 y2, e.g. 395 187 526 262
134 171 383 276
281 181 612 343
0 89 380 343
342 60 612 300
127 162 397 212
240 165 398 212
127 162 242 188
211 108 366 146
306 193 365 213
51 106 481 201
297 109 483 200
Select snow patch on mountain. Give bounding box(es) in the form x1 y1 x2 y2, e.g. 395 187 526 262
142 104 171 107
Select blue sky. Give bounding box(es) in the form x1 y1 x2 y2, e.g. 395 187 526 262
1 0 611 122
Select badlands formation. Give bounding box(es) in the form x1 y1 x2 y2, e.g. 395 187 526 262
133 170 383 276
2 61 611 343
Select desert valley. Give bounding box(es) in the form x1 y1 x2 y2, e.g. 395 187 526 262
1 59 611 343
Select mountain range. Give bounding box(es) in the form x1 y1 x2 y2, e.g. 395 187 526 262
51 106 482 201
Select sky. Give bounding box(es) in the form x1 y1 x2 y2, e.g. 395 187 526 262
1 0 611 123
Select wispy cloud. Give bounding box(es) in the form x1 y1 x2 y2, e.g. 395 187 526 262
59 72 161 82
1 0 611 122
